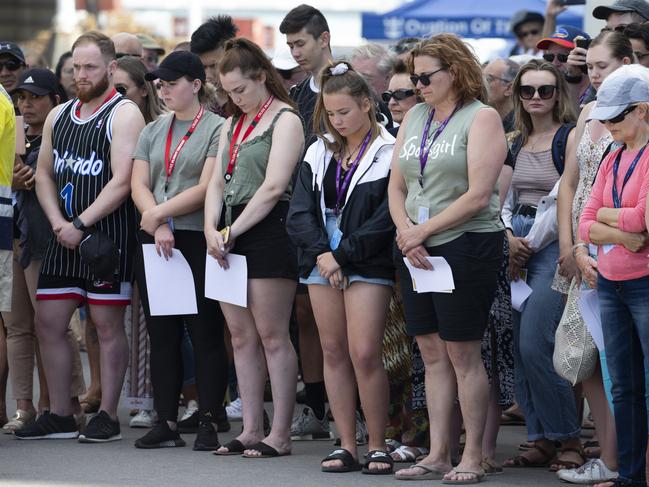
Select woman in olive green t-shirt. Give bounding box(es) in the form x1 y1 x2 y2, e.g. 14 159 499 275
388 34 506 483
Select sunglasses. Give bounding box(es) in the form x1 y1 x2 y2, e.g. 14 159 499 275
635 51 649 60
542 53 569 63
518 28 540 38
601 24 628 33
144 55 159 65
519 85 556 100
410 67 445 87
115 53 142 59
603 105 637 124
0 59 23 71
382 89 416 103
115 85 128 95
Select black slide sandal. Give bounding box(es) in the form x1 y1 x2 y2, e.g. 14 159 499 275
321 448 362 473
362 450 394 475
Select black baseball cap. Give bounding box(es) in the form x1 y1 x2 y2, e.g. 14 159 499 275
593 0 649 21
13 68 59 96
144 51 205 83
79 230 119 281
0 41 25 63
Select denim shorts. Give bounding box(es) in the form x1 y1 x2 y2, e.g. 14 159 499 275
299 209 394 288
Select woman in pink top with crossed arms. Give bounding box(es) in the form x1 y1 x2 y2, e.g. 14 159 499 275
578 68 649 487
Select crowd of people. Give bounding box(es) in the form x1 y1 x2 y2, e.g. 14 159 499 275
2 0 649 485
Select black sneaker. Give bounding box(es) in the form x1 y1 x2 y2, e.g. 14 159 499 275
216 406 231 433
193 415 220 451
135 422 186 449
14 411 79 440
78 411 121 443
177 410 199 434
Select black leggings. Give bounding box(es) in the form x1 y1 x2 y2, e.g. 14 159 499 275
135 230 228 422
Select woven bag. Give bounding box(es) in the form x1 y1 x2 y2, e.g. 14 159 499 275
553 279 598 385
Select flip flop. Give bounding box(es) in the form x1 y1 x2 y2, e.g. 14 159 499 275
213 439 248 456
391 445 430 463
500 410 525 426
395 463 447 481
362 450 394 475
442 468 486 485
242 441 291 458
480 457 504 475
321 448 361 473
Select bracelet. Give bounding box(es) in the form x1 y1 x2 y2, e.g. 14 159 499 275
572 242 589 258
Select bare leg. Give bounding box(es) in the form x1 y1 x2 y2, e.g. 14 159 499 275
88 305 128 419
244 278 297 456
397 333 455 478
34 299 79 416
444 340 489 482
346 282 392 470
83 311 102 406
308 284 357 468
581 365 618 471
482 379 503 462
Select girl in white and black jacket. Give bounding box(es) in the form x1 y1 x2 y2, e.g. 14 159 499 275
287 61 396 475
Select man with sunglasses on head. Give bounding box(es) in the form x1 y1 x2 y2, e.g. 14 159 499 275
509 10 544 57
537 25 592 111
0 42 27 107
483 58 520 133
111 33 143 60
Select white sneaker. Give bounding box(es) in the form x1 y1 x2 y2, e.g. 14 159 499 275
290 406 332 440
129 410 157 428
180 400 198 422
226 397 243 421
557 458 618 484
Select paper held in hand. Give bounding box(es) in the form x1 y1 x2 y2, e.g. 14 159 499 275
510 278 533 312
578 289 604 351
402 257 455 293
205 253 248 307
141 244 198 316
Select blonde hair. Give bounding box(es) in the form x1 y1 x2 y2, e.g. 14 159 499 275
313 61 379 154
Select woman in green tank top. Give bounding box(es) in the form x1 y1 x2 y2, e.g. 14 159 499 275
203 39 304 458
388 34 506 483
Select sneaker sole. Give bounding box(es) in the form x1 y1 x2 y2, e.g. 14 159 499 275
135 439 186 449
78 433 122 443
130 422 154 429
15 431 79 440
291 432 334 441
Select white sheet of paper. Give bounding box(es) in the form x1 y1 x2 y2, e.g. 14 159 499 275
141 244 197 316
402 257 455 293
602 244 615 254
510 278 533 312
205 253 248 307
578 289 604 351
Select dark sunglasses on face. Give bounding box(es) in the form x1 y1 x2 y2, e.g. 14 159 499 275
518 28 540 38
603 104 637 124
115 85 127 95
519 85 556 100
601 24 627 33
410 67 445 87
543 53 569 64
0 59 23 71
382 89 416 103
144 55 159 65
115 53 142 59
635 51 649 60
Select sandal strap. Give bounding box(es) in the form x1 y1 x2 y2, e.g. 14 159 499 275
323 448 355 465
364 450 394 467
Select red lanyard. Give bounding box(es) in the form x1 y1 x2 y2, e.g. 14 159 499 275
75 88 117 118
164 105 205 183
225 95 275 181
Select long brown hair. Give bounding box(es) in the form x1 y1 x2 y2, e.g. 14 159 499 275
512 59 576 144
407 33 486 104
218 38 295 117
116 57 164 123
313 61 379 154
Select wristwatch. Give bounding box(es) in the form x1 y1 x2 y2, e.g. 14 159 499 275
73 217 87 232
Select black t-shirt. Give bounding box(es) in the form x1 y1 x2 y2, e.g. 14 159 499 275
290 76 319 149
323 155 342 209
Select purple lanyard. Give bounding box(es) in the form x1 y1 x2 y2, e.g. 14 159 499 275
418 103 461 187
335 129 373 215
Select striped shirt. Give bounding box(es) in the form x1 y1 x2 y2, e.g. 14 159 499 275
41 92 137 281
511 148 560 207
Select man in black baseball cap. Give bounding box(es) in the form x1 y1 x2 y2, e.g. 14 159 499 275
0 42 27 94
593 0 649 30
145 50 206 83
510 10 545 56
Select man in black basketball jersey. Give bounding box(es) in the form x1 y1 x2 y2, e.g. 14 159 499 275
16 32 144 442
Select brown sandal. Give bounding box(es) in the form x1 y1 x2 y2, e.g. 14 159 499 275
503 444 555 468
549 447 586 472
79 395 101 414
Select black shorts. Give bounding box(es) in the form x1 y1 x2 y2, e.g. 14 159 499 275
36 274 132 306
228 201 298 281
395 231 504 342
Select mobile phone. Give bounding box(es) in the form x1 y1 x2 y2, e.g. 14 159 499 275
560 0 586 5
575 37 591 50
